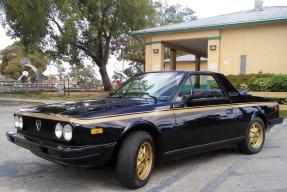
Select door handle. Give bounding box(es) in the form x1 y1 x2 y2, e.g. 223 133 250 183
226 109 233 114
214 114 227 118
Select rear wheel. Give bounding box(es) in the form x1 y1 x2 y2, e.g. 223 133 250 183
238 117 265 154
117 131 154 189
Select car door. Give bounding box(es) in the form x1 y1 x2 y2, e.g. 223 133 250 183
173 74 236 152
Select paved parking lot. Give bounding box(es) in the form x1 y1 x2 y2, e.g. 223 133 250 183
1 101 287 192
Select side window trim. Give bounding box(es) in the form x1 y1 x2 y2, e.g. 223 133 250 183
191 97 230 102
187 76 192 96
173 75 192 103
212 74 231 99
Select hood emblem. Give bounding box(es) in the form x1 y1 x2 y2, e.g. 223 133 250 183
36 120 41 131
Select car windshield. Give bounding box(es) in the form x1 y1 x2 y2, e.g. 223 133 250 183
108 72 185 101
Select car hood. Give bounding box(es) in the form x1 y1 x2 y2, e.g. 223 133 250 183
17 98 151 118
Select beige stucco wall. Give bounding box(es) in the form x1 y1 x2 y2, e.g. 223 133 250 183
149 29 220 42
207 38 220 73
165 62 207 71
144 30 219 72
144 21 287 75
145 36 152 72
219 22 287 75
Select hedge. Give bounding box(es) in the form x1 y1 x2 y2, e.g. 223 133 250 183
225 72 287 104
225 72 287 92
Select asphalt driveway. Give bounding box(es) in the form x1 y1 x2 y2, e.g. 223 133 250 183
0 100 286 192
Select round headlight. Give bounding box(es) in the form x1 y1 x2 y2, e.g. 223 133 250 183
55 123 63 138
18 116 23 129
14 116 19 128
63 124 73 141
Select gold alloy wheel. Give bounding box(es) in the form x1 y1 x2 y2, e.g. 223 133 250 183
137 141 153 180
249 122 263 148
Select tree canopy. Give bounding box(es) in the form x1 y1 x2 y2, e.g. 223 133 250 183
0 41 47 82
1 0 196 89
121 1 196 75
153 1 197 25
0 0 156 91
69 63 97 86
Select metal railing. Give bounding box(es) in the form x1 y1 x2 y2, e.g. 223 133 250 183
0 83 44 93
0 83 103 93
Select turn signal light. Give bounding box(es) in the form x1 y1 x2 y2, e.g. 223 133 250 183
43 147 51 154
275 106 279 111
91 128 103 134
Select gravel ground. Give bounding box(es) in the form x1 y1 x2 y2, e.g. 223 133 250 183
0 100 44 107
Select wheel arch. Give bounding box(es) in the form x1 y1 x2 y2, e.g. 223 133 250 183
109 121 164 164
252 111 267 129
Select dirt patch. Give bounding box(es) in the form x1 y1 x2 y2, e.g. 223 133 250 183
0 100 44 107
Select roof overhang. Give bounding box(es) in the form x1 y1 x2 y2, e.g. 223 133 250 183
133 18 287 36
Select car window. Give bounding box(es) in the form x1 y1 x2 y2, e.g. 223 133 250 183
175 76 192 102
191 75 226 100
109 72 185 101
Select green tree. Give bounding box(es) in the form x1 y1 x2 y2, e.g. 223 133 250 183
0 41 47 82
122 1 196 74
48 75 57 80
153 1 196 25
0 0 155 91
52 61 66 80
69 63 96 86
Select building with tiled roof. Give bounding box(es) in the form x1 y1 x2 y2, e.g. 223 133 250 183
133 2 287 74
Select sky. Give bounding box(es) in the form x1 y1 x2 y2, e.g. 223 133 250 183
1 0 287 79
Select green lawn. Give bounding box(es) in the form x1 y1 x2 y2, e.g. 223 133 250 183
280 110 287 118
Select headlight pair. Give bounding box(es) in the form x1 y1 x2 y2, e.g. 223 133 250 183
14 116 23 129
54 123 73 141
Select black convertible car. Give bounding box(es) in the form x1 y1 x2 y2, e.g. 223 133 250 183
7 71 283 189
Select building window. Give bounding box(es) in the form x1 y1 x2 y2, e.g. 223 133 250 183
240 55 247 74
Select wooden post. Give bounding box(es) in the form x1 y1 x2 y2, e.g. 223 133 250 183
195 55 201 88
170 49 177 70
195 55 201 71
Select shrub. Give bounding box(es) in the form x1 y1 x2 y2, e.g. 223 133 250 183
269 75 287 92
225 72 287 104
209 81 219 89
248 77 272 92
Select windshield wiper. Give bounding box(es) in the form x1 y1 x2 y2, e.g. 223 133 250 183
124 92 157 104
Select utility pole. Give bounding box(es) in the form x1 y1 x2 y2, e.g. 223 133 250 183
76 67 78 88
121 49 124 72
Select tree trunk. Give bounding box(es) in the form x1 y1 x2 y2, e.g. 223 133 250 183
99 66 113 91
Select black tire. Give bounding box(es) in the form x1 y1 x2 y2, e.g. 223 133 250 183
238 117 265 154
117 131 155 189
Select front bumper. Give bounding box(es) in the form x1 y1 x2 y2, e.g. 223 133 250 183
6 131 116 168
267 117 284 131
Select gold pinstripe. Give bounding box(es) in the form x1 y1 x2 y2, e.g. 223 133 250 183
15 101 278 125
69 110 173 124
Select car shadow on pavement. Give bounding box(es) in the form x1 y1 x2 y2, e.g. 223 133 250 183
0 146 242 192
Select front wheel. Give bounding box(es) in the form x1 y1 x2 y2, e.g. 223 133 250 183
117 131 155 189
238 117 265 154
